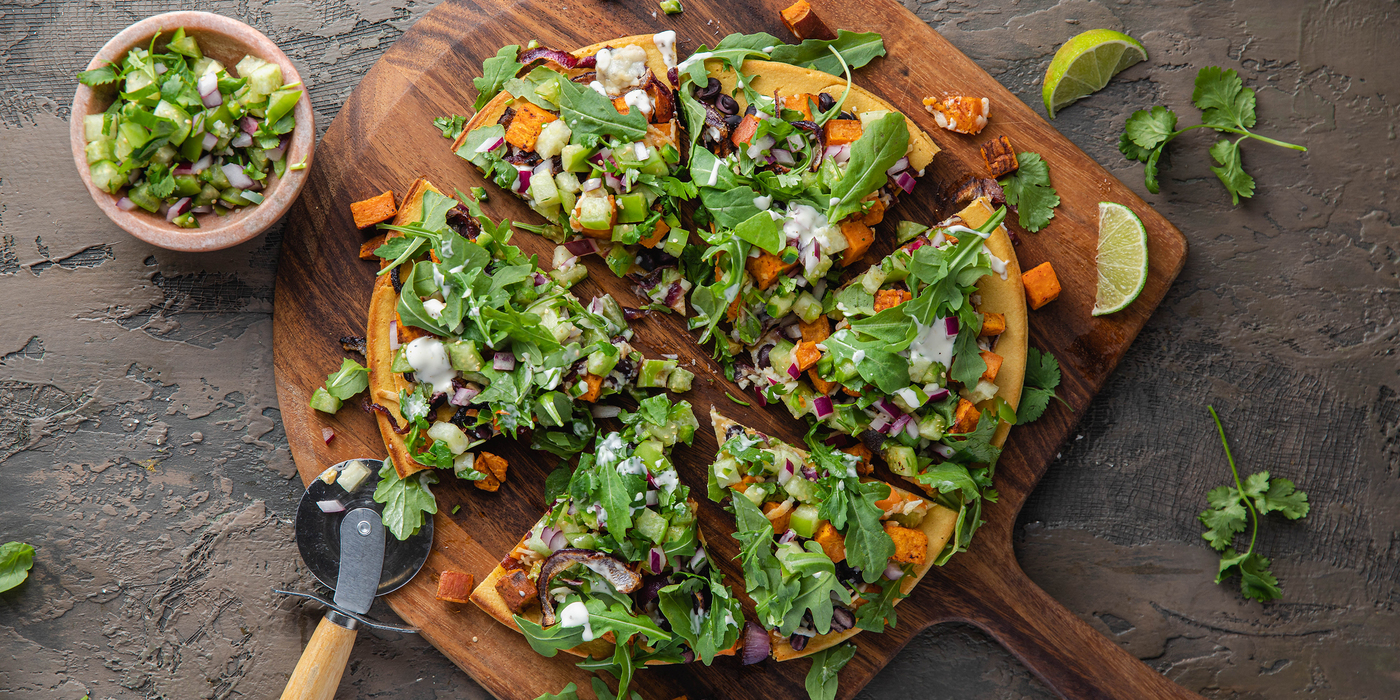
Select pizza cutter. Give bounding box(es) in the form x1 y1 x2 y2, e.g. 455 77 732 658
275 458 433 700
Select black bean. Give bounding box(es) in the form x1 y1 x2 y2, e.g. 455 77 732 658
715 93 739 115
817 93 835 112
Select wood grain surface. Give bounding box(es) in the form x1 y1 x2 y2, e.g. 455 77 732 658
271 0 1192 698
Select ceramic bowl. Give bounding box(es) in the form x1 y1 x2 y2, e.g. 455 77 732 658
70 11 314 252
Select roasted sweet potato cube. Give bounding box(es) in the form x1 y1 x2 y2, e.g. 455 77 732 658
981 135 1019 178
782 93 814 121
813 521 846 563
953 398 980 433
884 521 928 565
922 95 990 135
799 316 830 343
808 369 837 395
473 452 508 492
824 119 863 145
980 350 1003 383
495 569 538 613
731 113 760 146
1022 262 1061 310
780 0 836 40
504 101 558 151
746 249 796 291
842 443 874 475
980 312 1006 336
793 341 821 372
874 289 913 312
873 484 903 510
762 501 791 535
612 96 631 115
727 295 742 322
351 191 398 229
842 385 862 398
862 197 886 226
578 373 605 402
638 217 669 248
646 122 679 152
839 220 874 266
359 233 387 260
733 475 761 493
436 570 475 604
395 311 427 344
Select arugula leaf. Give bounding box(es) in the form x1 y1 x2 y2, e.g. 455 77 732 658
515 614 588 656
854 566 908 632
1016 347 1065 423
532 683 578 700
732 209 784 254
804 643 857 700
768 31 886 76
555 74 648 142
915 462 980 502
0 542 36 592
433 114 467 139
373 459 438 540
77 65 119 86
843 480 895 582
698 186 764 230
997 151 1059 232
1197 407 1310 601
827 112 908 223
474 45 521 111
1208 138 1255 205
322 358 369 400
949 326 987 388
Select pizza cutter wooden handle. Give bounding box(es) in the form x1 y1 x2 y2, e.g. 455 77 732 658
280 614 358 700
958 560 1201 699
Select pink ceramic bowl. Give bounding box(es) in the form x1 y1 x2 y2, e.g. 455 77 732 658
70 11 314 252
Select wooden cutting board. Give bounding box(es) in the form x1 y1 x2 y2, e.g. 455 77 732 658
272 0 1194 698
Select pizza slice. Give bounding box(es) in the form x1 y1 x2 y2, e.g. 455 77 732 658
470 397 741 693
708 409 958 662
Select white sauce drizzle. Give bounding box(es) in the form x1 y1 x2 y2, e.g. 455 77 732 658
558 601 594 641
403 337 457 394
652 31 678 70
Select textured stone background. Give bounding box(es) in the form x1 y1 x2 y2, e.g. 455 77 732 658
1 0 1396 698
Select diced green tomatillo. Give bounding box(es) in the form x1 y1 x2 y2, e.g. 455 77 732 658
768 339 795 375
792 292 822 323
83 114 108 142
245 62 284 98
445 340 484 371
309 387 342 414
550 263 588 287
127 184 162 212
220 188 251 207
662 225 688 259
565 532 596 549
167 30 203 60
172 213 199 229
88 160 124 194
390 348 414 373
193 183 221 207
85 139 115 165
637 359 676 388
667 367 694 393
264 87 301 125
427 421 471 454
153 100 192 145
883 444 918 478
179 131 205 162
781 381 818 418
789 504 821 537
766 291 797 319
586 348 619 377
918 413 946 440
605 244 634 278
616 192 648 224
530 171 560 207
575 195 614 230
634 508 669 544
561 144 591 173
660 0 683 14
783 474 817 503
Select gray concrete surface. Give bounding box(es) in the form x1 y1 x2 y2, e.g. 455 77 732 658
0 0 1396 698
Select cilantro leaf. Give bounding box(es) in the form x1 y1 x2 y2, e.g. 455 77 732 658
1249 473 1310 519
1124 106 1178 151
1198 485 1247 551
0 542 36 592
1217 549 1281 602
433 114 467 139
373 458 438 540
473 45 521 111
1192 66 1256 130
77 66 119 86
998 151 1059 232
1208 138 1255 205
1118 131 1154 163
544 464 573 504
1016 347 1065 423
805 643 857 700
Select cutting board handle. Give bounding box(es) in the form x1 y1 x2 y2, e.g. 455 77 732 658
280 614 359 700
958 560 1200 700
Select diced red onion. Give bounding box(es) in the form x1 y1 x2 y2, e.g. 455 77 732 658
875 398 903 420
783 324 803 340
649 546 666 573
933 444 955 458
581 177 603 192
604 173 623 192
165 197 191 222
588 148 613 166
154 63 167 75
201 89 222 108
926 387 950 402
905 418 921 440
884 563 905 580
563 238 600 256
533 272 548 285
886 157 909 176
191 205 213 214
240 116 259 134
771 148 795 166
450 384 480 406
158 201 170 217
322 427 335 444
688 548 708 571
388 320 399 350
222 163 254 189
198 73 218 96
907 238 928 252
201 132 218 150
518 46 597 70
891 413 913 434
513 167 532 194
823 145 842 157
116 197 137 211
801 465 818 481
777 529 798 545
894 170 917 194
944 316 960 336
265 136 288 162
129 169 141 185
173 163 196 176
869 414 889 432
547 528 569 551
740 622 770 665
317 499 346 513
777 459 795 485
786 364 801 381
493 352 516 371
813 395 834 418
590 404 622 418
230 133 253 148
663 282 685 308
754 389 767 407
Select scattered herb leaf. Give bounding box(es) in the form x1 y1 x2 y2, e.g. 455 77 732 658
997 151 1059 232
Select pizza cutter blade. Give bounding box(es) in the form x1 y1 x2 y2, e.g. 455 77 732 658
276 458 433 700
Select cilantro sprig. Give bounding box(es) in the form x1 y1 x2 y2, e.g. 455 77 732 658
1120 66 1306 204
997 151 1059 232
1198 406 1310 602
1016 347 1068 423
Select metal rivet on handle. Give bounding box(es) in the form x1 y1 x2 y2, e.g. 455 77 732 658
357 520 371 536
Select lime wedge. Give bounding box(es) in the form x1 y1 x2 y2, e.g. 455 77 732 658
1043 29 1147 118
1093 202 1149 316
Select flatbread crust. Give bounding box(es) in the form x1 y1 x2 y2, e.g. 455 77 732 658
712 59 941 173
452 35 675 153
708 410 958 662
366 177 441 477
958 197 1027 448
